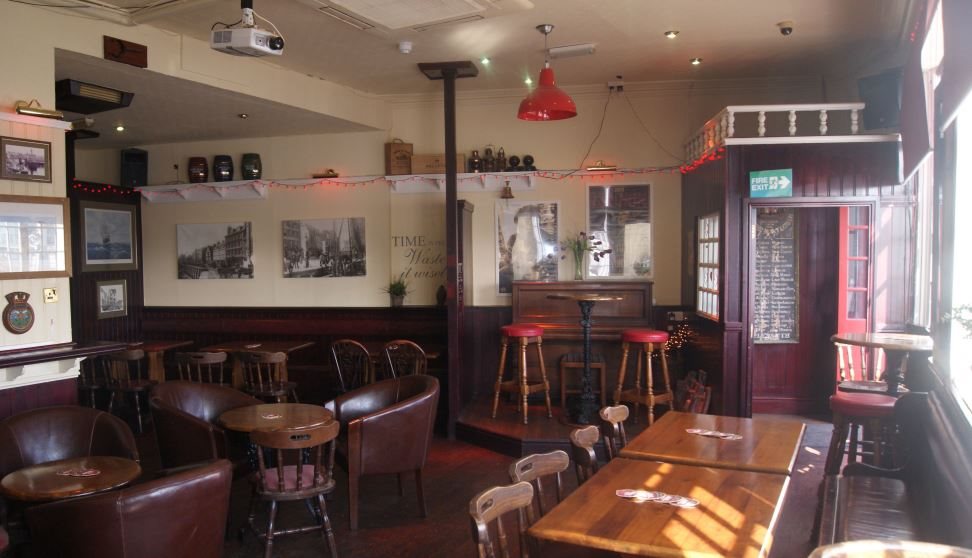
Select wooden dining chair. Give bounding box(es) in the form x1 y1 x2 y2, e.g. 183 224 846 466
835 342 905 394
78 358 108 409
469 481 537 558
382 340 427 378
568 425 600 485
239 351 299 403
101 349 154 434
175 351 228 384
245 421 340 558
330 339 374 393
599 405 629 460
508 450 569 517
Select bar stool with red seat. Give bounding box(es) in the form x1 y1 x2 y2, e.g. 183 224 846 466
824 391 897 475
613 329 674 425
491 323 553 425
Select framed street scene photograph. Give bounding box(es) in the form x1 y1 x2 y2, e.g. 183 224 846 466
1 137 51 182
282 217 366 278
495 200 558 295
96 279 127 319
80 201 137 272
0 195 71 280
177 222 254 279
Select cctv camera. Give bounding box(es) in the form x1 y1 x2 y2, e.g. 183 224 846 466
777 21 794 36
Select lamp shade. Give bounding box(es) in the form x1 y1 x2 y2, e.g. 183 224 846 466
517 66 577 121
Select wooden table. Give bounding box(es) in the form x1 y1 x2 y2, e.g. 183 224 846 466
0 456 141 502
218 403 334 433
546 293 624 425
830 332 933 394
529 457 789 557
128 340 194 382
619 411 806 475
200 340 314 388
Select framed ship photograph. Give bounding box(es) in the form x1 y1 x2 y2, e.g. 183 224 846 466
80 201 137 272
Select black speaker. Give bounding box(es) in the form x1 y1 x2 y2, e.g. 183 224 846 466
120 148 147 188
858 68 903 131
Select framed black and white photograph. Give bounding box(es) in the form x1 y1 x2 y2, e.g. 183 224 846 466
282 218 366 278
496 200 558 295
0 195 71 280
80 201 137 272
1 137 51 182
177 222 254 279
96 279 127 319
587 184 652 279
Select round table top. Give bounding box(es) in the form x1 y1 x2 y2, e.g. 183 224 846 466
546 294 624 302
218 403 334 433
0 456 141 502
809 539 972 558
831 332 934 352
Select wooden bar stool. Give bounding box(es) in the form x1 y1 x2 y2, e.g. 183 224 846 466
613 329 674 425
824 391 897 474
491 323 553 425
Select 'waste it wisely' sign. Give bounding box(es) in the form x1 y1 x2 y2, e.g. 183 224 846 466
749 169 793 198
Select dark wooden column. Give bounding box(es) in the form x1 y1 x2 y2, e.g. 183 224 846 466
419 62 478 438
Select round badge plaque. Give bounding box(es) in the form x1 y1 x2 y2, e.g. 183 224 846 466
3 291 35 334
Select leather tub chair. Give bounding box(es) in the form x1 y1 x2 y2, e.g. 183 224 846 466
150 381 261 470
324 375 439 530
0 406 138 527
26 459 233 558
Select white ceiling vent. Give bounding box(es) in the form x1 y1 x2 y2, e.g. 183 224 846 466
316 6 375 30
328 0 486 30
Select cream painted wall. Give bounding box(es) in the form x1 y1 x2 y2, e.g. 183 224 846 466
89 76 824 309
0 118 72 350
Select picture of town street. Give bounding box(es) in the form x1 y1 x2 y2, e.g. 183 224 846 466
283 217 365 278
177 222 254 279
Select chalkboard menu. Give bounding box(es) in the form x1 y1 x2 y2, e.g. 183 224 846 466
753 208 799 343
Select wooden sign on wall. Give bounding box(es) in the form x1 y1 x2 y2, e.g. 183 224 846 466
103 36 147 68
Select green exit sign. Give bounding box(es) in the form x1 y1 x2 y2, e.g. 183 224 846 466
749 169 793 198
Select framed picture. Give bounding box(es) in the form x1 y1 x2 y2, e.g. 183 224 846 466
282 218 366 278
177 222 254 279
96 279 127 319
587 184 652 279
0 195 71 280
80 201 137 272
495 200 558 295
1 137 52 182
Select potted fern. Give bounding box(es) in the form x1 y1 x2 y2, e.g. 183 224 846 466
385 274 409 307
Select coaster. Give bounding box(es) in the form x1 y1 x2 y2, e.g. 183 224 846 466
670 497 700 508
244 343 262 349
261 413 283 419
56 468 101 477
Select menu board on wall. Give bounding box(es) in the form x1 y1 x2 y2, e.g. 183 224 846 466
753 208 799 343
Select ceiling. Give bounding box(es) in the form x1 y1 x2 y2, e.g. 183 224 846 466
48 0 915 148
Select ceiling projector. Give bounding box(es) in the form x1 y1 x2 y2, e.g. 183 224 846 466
210 27 283 56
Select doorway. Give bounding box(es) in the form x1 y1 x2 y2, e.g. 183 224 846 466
747 202 875 414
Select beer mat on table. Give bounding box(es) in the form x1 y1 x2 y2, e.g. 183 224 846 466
261 414 283 419
686 428 743 440
244 343 262 349
56 468 101 477
616 489 699 508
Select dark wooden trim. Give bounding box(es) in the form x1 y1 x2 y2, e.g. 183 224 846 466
0 341 127 368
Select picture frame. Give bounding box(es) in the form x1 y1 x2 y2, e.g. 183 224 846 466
495 200 558 295
96 279 127 319
282 218 366 278
586 184 653 279
0 195 71 280
177 222 254 279
80 201 137 272
1 137 52 182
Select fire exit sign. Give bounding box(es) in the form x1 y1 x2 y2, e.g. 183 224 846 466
749 169 793 198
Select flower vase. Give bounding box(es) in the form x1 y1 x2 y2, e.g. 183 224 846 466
573 254 584 280
390 294 404 307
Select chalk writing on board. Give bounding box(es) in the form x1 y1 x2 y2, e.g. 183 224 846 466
753 208 799 343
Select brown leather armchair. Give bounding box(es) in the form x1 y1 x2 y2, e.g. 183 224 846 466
0 406 138 481
324 374 439 530
26 459 232 558
150 381 260 470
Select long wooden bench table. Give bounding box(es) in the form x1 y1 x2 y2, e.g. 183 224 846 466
619 410 806 475
529 457 789 557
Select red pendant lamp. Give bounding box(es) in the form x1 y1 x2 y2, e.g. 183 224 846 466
518 24 577 121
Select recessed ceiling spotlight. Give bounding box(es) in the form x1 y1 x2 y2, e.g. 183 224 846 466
690 57 703 65
664 30 679 39
238 113 249 119
481 57 490 65
115 125 125 132
524 76 533 85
